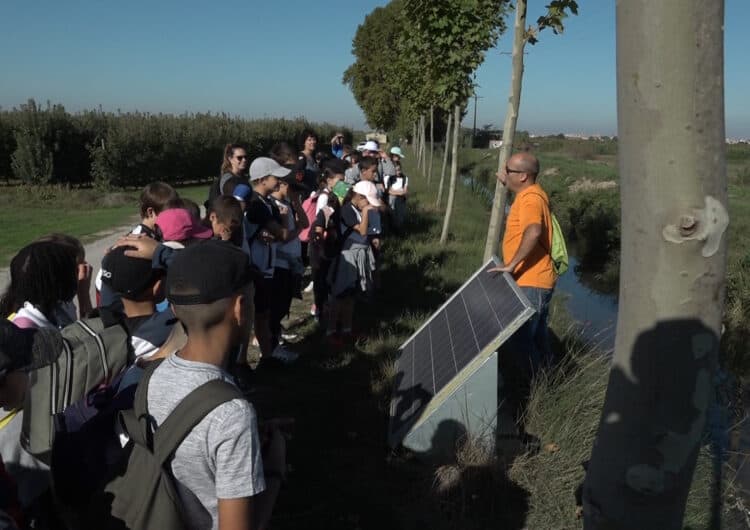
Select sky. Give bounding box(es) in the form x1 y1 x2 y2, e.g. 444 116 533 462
1 1 748 138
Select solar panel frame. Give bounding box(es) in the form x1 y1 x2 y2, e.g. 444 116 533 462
388 256 536 448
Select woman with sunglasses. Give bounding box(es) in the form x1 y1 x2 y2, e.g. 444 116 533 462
206 144 250 209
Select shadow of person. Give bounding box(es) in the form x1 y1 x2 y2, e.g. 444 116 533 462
582 319 720 528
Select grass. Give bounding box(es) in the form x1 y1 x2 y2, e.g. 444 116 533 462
0 183 209 267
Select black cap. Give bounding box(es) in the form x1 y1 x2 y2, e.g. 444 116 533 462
323 158 347 176
101 246 161 299
166 239 253 305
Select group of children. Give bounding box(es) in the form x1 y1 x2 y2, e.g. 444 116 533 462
0 130 409 529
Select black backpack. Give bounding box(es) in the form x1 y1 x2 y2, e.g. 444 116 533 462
89 358 244 529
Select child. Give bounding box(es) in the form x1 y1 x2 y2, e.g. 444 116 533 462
148 239 282 529
96 182 178 308
309 161 345 320
0 241 80 519
384 156 409 231
326 181 380 347
209 195 245 247
100 246 173 358
33 233 93 319
269 172 308 360
246 157 298 361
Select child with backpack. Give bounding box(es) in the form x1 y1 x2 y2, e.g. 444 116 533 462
384 149 409 231
101 240 282 530
0 241 81 520
269 173 308 360
100 246 174 359
325 181 380 347
305 159 345 320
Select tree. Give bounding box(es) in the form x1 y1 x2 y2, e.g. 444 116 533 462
398 0 509 243
582 1 728 528
482 0 579 262
342 1 407 131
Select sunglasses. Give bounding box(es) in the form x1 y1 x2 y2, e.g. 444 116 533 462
235 155 248 161
505 166 525 174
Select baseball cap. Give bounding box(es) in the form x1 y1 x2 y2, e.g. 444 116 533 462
232 183 251 202
249 157 291 182
167 239 253 305
352 180 382 207
390 146 406 158
156 208 213 242
101 246 162 298
363 141 379 152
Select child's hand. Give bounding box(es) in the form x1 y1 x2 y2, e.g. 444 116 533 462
77 262 93 290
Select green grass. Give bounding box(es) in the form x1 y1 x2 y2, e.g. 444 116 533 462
0 183 209 267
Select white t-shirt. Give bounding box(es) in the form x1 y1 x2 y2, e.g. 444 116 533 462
384 175 408 191
147 354 265 530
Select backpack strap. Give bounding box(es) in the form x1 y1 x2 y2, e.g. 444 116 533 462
523 190 554 255
152 379 242 466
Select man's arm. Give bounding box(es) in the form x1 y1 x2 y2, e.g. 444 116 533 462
488 223 542 274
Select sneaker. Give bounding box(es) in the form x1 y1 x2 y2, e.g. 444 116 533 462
303 281 314 293
271 344 299 364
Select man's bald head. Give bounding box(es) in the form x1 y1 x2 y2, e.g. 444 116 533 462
509 152 540 181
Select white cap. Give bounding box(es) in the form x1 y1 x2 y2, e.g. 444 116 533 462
352 180 382 207
363 140 380 152
249 157 291 181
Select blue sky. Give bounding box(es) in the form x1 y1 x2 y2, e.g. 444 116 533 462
1 1 748 137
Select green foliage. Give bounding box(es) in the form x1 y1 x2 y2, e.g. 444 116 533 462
0 100 350 187
527 0 579 44
401 0 509 110
10 100 54 184
342 1 408 131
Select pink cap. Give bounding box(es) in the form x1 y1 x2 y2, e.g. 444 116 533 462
156 208 213 242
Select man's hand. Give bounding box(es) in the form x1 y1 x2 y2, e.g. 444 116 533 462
111 234 160 260
487 263 514 274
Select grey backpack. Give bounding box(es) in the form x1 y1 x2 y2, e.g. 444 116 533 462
21 315 131 463
94 358 244 529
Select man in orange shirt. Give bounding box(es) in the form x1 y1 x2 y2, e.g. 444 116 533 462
489 152 556 371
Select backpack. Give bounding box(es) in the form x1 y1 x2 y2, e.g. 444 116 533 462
90 359 244 530
550 213 569 276
21 314 132 463
298 191 322 243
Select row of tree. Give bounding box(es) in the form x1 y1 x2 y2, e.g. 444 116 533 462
0 99 348 188
346 1 730 528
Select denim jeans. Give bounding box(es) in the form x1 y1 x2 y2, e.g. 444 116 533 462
519 286 554 372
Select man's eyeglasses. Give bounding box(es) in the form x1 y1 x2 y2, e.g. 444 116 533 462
505 166 525 174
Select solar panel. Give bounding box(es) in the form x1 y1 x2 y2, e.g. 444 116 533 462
388 257 535 450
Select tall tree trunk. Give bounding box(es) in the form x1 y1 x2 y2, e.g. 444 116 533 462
436 110 453 208
427 105 435 185
440 104 462 245
482 0 527 262
412 121 417 155
420 114 427 175
583 2 727 528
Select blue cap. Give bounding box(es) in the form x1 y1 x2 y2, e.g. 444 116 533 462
232 183 251 201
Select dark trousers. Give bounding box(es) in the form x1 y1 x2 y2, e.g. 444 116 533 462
270 267 293 349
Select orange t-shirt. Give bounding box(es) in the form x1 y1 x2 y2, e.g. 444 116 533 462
502 183 556 289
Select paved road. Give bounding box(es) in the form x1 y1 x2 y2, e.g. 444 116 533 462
0 222 136 310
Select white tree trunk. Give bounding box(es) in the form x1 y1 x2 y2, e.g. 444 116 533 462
583 2 728 528
412 121 417 155
428 105 435 184
436 111 453 208
482 0 527 262
440 104 462 245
